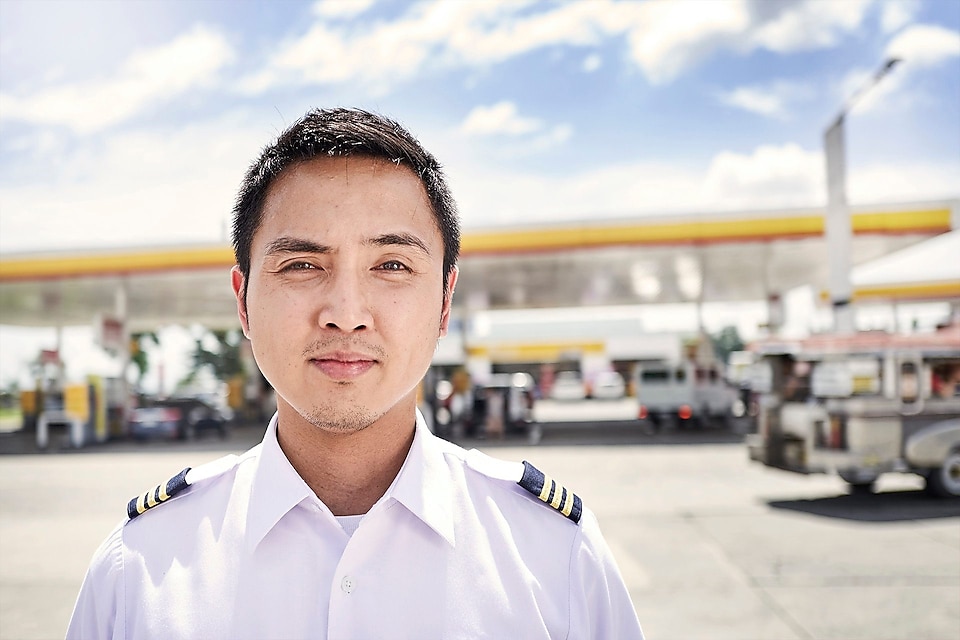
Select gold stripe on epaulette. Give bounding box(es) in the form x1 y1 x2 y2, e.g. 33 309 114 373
517 460 583 524
550 485 564 509
127 467 192 520
561 489 574 517
539 475 553 502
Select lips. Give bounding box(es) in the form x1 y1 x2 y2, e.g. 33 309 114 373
309 351 377 380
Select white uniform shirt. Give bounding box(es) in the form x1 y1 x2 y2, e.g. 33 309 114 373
67 412 643 639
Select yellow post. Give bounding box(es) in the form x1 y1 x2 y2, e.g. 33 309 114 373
63 383 90 422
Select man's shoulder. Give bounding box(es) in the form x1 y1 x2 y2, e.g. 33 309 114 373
122 446 259 527
454 447 584 526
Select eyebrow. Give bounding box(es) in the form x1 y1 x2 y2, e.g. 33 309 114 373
264 237 332 256
368 232 431 256
263 233 431 257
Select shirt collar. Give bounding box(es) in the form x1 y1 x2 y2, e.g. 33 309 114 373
246 410 456 550
382 409 456 547
246 413 314 551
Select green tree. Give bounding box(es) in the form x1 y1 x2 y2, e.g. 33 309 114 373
181 328 245 387
711 325 745 364
130 331 160 387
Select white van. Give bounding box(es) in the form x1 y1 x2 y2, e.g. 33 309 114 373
635 361 739 430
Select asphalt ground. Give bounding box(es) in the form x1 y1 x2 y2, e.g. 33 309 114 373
1 419 958 640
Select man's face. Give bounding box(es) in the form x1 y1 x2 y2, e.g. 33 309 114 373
232 156 456 433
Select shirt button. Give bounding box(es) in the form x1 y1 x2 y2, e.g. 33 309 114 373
340 575 355 594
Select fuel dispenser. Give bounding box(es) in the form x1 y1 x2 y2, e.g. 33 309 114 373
36 376 110 450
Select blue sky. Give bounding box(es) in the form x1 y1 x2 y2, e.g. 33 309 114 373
1 0 958 254
0 0 958 391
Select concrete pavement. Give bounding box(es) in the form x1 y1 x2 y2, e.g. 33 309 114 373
1 423 958 639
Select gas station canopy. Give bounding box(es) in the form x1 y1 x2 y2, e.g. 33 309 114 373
1 199 957 332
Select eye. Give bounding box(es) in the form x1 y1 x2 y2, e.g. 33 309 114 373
281 261 318 272
377 260 410 272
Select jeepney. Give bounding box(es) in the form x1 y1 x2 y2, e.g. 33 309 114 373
745 323 960 497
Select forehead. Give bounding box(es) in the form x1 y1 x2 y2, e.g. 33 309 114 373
265 155 429 213
257 155 438 241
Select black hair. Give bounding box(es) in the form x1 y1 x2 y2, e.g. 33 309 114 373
232 107 460 298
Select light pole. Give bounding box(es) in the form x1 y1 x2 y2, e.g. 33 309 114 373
824 57 901 334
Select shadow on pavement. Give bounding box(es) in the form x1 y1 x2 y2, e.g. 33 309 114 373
0 423 266 456
2 419 748 455
454 420 746 448
767 490 960 522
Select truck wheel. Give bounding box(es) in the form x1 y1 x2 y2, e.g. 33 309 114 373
847 481 875 495
838 470 877 495
694 411 710 430
925 451 960 498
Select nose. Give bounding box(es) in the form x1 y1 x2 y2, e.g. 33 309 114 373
317 269 372 333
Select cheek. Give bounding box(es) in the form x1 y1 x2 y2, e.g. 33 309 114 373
249 281 309 324
246 290 306 360
376 292 443 344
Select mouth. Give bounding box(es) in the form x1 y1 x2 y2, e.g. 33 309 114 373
308 351 378 381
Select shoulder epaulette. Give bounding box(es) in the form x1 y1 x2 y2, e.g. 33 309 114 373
127 468 191 519
125 454 240 520
517 460 583 524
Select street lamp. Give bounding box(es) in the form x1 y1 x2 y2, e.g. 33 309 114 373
824 57 901 334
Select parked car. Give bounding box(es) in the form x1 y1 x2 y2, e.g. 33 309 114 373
129 407 183 441
550 371 587 401
130 395 230 441
590 371 626 400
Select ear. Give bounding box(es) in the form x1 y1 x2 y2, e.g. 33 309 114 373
231 266 251 337
439 266 458 337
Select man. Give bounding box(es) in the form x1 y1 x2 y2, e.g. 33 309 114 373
67 108 644 639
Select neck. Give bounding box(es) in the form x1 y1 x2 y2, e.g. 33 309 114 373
275 399 417 516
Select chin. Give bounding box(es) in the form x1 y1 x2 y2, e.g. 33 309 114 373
288 395 390 434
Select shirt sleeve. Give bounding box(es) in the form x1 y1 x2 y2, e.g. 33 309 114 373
567 508 645 639
65 521 125 640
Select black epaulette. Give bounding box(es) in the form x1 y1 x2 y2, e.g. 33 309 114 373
126 467 191 520
517 460 583 524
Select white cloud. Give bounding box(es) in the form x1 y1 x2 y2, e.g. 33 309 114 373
536 124 573 148
749 0 874 52
880 0 919 34
703 143 825 208
238 0 881 93
582 53 602 73
843 24 960 115
721 87 786 118
449 160 710 227
312 0 377 19
840 64 905 115
437 140 821 228
719 80 815 119
460 102 543 136
848 161 960 203
0 113 264 253
448 138 959 232
885 23 960 67
622 0 750 85
625 0 876 84
442 1 610 66
0 25 234 134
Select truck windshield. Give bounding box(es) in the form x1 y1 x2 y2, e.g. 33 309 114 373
641 370 669 383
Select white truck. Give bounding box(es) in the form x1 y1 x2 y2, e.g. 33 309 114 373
635 360 741 430
745 324 960 497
